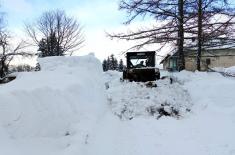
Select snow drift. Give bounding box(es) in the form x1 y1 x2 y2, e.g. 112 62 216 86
0 54 106 138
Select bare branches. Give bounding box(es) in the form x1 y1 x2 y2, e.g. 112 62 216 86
110 0 235 71
109 0 183 66
25 10 85 56
110 0 181 47
186 0 235 49
0 31 33 78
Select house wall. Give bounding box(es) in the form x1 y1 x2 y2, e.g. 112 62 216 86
184 50 235 71
203 55 235 70
163 60 169 70
162 49 235 71
185 57 197 71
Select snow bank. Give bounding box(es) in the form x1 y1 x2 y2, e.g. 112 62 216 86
102 70 235 155
1 60 235 155
0 55 106 138
224 66 235 76
213 66 235 76
105 71 192 120
172 70 235 111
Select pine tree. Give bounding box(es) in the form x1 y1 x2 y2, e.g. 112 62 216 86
118 59 124 71
103 54 122 71
102 59 108 71
106 56 111 70
114 58 118 70
35 63 41 71
38 32 64 57
26 10 84 56
109 54 118 70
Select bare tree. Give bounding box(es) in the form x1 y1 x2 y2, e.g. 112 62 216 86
0 10 32 78
110 0 235 71
0 34 33 78
186 0 235 70
0 31 32 78
109 0 192 70
25 10 84 57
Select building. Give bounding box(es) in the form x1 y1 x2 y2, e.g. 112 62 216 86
160 47 235 71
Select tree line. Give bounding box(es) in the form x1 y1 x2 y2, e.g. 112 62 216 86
102 54 125 72
110 0 235 71
0 9 84 78
1 0 235 79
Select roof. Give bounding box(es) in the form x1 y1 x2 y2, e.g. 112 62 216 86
126 51 155 56
159 44 235 64
159 54 171 64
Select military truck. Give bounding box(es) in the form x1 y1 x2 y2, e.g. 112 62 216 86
123 51 160 82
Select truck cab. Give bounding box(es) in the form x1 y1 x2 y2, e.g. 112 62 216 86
123 51 160 82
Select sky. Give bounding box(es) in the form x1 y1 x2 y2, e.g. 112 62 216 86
1 0 235 65
0 0 157 62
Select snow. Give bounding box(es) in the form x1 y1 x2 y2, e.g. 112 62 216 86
224 66 235 76
106 71 192 120
1 55 235 155
214 66 235 77
103 70 235 155
0 54 107 154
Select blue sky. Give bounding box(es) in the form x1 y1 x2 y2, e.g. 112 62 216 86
1 0 126 28
3 0 234 61
1 0 139 60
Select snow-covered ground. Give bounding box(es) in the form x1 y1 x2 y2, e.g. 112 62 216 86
0 55 235 155
105 71 192 120
0 54 107 155
214 66 235 76
103 70 235 155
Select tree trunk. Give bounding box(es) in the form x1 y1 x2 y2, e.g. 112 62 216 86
197 0 202 71
0 60 4 78
178 0 185 71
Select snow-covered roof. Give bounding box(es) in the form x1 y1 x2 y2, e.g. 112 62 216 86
160 44 235 64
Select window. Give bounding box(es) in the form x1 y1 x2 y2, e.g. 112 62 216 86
206 58 211 65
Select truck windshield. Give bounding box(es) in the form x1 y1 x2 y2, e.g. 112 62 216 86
129 56 154 68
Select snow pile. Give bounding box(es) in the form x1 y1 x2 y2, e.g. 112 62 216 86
213 66 235 76
105 71 192 120
172 70 235 111
1 59 235 155
224 66 235 76
0 55 106 138
101 70 235 155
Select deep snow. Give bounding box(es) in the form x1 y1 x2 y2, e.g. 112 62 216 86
0 55 235 155
0 54 107 154
105 71 192 120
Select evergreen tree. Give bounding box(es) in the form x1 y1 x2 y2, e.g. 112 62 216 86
103 54 123 72
118 59 124 71
35 63 41 71
102 59 108 71
109 54 118 70
38 32 64 57
107 56 111 70
26 10 84 56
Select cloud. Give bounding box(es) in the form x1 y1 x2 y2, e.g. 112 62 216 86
1 0 168 65
77 19 170 62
